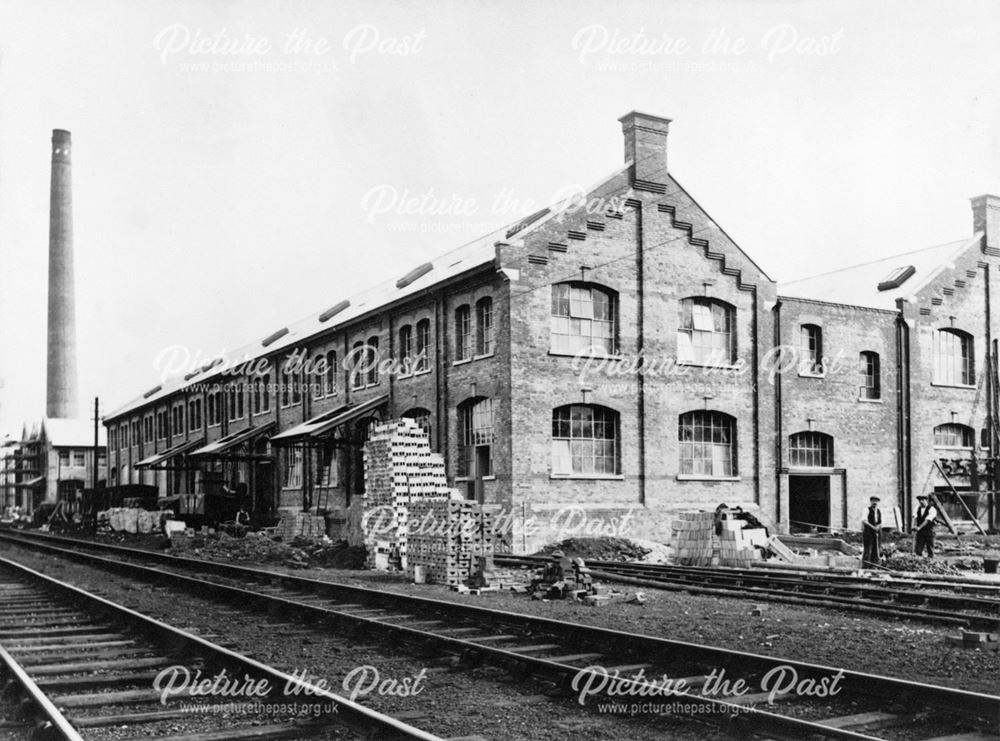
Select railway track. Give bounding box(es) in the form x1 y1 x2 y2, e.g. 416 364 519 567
1 531 998 740
493 555 1000 631
0 553 441 741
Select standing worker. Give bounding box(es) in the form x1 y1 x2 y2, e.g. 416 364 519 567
861 495 883 569
913 494 938 558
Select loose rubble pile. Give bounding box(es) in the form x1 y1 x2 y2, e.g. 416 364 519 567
535 537 651 562
883 553 984 574
169 532 366 569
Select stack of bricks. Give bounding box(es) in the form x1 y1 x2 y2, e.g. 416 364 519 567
274 511 327 540
671 511 714 566
362 418 458 570
405 499 494 586
718 520 764 568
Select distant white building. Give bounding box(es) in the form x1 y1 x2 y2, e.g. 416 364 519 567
1 418 106 515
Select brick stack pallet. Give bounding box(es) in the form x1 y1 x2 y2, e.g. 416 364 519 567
671 511 714 566
362 418 459 570
405 499 490 586
274 511 326 540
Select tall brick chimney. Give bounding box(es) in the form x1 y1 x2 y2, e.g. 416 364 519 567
971 194 1000 256
45 129 78 419
619 111 672 190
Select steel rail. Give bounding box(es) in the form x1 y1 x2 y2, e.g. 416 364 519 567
0 643 85 741
0 554 443 741
1 531 998 739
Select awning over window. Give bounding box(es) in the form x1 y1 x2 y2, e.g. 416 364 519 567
270 395 388 446
135 439 205 469
13 475 45 488
190 423 275 459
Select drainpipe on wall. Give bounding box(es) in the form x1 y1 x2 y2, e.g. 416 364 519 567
896 314 913 528
634 202 646 507
772 300 783 526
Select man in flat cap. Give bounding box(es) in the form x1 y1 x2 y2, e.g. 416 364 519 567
861 495 883 569
913 494 938 558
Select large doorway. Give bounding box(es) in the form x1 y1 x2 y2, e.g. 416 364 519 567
789 475 830 533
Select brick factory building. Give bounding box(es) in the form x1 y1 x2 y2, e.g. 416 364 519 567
103 112 999 551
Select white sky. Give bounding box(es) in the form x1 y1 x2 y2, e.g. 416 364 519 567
1 0 999 437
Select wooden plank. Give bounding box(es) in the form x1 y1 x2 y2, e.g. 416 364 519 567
71 708 193 728
545 653 605 664
56 687 163 708
1 632 126 646
29 656 176 675
10 639 135 653
501 644 563 654
152 722 332 740
35 670 169 690
818 711 914 730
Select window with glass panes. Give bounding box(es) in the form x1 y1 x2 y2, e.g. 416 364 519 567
677 298 735 364
934 329 974 385
859 351 880 399
933 423 973 448
324 351 337 395
679 411 736 477
551 405 619 475
283 448 303 488
415 319 430 372
550 283 615 354
800 325 823 374
788 431 834 467
455 306 472 361
398 325 413 372
366 337 379 386
458 398 493 476
476 298 493 356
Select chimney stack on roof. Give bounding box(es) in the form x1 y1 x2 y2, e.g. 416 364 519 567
45 128 79 419
971 194 1000 256
619 111 672 189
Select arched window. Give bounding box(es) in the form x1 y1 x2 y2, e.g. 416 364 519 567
398 325 413 372
859 351 880 400
351 341 365 390
679 411 736 477
455 305 472 361
552 404 620 475
550 283 616 354
366 336 380 386
933 423 973 449
402 407 432 443
312 354 326 399
415 319 431 373
934 329 974 385
677 297 735 365
458 398 494 477
789 431 834 468
476 297 494 356
800 324 823 375
324 351 337 396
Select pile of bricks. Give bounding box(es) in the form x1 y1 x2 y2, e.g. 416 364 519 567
718 520 765 567
362 418 461 570
671 511 714 566
274 511 327 540
405 499 494 586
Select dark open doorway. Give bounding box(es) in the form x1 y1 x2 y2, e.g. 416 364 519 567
789 475 831 533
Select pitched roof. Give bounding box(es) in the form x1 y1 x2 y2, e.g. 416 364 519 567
107 164 631 420
778 235 982 311
37 418 107 447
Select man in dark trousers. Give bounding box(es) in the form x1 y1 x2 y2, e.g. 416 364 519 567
913 494 938 558
861 495 883 569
